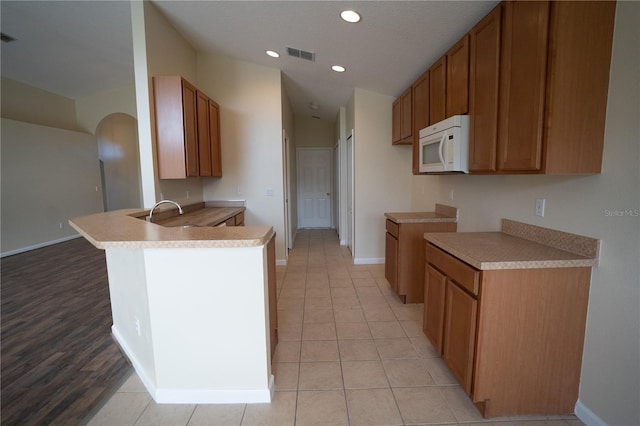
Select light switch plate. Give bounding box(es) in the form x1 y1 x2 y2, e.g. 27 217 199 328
535 199 546 217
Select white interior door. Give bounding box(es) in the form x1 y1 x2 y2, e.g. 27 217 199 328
298 148 332 228
333 141 340 234
346 132 354 254
282 130 292 253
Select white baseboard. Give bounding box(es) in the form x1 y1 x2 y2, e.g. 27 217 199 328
1 234 82 258
154 380 273 404
575 399 607 426
354 257 384 265
111 325 274 404
111 325 158 400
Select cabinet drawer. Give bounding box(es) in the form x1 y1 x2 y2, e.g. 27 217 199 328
426 243 479 295
386 219 399 238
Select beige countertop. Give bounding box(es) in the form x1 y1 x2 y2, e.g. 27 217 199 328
385 204 458 224
69 203 274 250
425 219 599 270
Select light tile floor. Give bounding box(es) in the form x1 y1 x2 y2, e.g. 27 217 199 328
87 229 585 426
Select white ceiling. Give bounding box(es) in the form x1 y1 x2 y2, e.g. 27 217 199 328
1 0 498 120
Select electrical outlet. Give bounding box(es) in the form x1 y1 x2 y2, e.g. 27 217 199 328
186 190 190 199
59 222 63 229
535 199 546 217
237 187 242 195
266 187 274 196
449 189 455 201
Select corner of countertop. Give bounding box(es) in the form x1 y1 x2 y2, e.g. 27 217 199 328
435 204 458 221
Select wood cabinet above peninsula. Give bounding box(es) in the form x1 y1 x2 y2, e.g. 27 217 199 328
424 219 599 418
153 76 222 179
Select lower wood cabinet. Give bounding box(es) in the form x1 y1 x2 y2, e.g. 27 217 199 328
223 211 244 227
424 242 592 417
442 280 477 394
385 219 456 303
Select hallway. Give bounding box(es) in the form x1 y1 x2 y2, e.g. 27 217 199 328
87 229 583 425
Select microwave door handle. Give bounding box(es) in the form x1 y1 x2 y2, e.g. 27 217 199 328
438 131 447 170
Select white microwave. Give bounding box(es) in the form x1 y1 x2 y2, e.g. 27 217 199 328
419 115 470 174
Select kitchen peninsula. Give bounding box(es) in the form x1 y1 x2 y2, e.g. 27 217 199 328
69 202 277 404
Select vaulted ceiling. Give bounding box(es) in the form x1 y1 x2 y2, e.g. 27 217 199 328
1 1 498 120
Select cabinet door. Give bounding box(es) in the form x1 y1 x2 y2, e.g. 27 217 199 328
385 233 398 293
208 99 222 177
497 1 550 172
443 281 477 394
543 1 615 174
392 99 401 144
181 79 199 177
429 56 447 125
412 72 429 174
196 91 213 176
400 88 413 141
423 264 447 354
446 35 470 117
468 4 501 172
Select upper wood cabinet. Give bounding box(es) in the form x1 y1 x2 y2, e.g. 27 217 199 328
446 35 470 117
412 71 429 173
429 56 447 125
392 99 401 143
154 76 199 178
542 1 615 173
468 4 502 172
196 92 222 177
154 76 222 179
404 0 613 175
392 88 413 145
468 1 615 174
497 1 550 172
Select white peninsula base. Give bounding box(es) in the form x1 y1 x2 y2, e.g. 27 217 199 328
106 243 275 404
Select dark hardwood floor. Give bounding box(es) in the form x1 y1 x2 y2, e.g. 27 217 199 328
1 238 131 425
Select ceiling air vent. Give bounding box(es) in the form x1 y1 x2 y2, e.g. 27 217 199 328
287 46 315 62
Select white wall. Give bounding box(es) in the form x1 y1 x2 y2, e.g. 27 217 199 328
0 118 103 256
131 1 203 207
294 115 334 147
197 53 287 261
0 77 79 131
350 88 413 263
97 113 142 210
409 3 639 424
75 84 137 134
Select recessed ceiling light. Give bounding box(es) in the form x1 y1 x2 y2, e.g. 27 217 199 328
332 65 346 73
266 50 280 58
340 10 361 23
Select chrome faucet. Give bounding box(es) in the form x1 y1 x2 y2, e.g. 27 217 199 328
149 200 183 222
